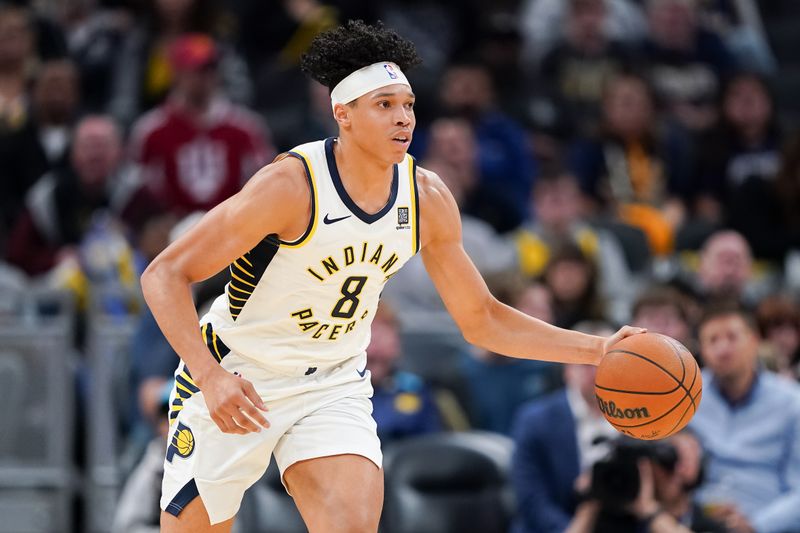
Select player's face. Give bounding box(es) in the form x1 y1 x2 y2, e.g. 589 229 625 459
699 314 759 381
347 85 416 163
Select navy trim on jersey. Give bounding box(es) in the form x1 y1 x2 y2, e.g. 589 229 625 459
411 157 420 254
227 236 280 320
283 151 316 245
165 479 199 517
324 137 399 224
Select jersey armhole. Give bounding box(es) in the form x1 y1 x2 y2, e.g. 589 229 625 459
409 155 420 254
280 151 318 248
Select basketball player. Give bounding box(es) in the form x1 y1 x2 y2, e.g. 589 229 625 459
142 21 645 533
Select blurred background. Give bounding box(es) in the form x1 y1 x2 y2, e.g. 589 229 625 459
1 0 800 531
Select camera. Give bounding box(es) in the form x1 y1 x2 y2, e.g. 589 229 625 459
590 437 678 510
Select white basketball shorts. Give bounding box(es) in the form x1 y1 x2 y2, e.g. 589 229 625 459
159 349 380 525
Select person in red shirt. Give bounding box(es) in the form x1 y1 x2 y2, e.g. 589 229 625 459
129 34 274 215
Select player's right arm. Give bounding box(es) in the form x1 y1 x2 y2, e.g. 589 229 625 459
141 156 310 435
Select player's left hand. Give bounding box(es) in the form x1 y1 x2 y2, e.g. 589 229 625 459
602 326 647 356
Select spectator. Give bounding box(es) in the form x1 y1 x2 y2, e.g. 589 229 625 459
276 79 339 152
423 115 525 240
366 302 442 445
464 277 563 434
109 0 251 128
4 0 68 61
377 0 482 109
539 0 637 137
696 0 775 73
0 58 81 247
0 5 39 231
423 117 480 204
756 294 800 381
770 134 800 259
642 0 737 132
543 243 605 328
238 0 339 151
474 11 529 124
237 0 339 71
510 321 618 533
691 301 800 533
129 34 274 216
565 431 726 533
631 284 696 354
433 61 536 232
693 73 784 259
653 430 728 532
30 59 80 166
61 0 133 112
569 72 692 256
689 229 772 307
514 168 633 323
519 0 646 65
0 4 33 129
6 115 130 277
383 117 517 332
111 377 172 533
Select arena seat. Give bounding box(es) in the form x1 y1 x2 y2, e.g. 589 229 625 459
382 431 515 533
0 291 76 532
236 460 306 533
85 287 139 533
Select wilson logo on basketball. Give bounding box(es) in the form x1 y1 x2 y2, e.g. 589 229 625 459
596 396 651 419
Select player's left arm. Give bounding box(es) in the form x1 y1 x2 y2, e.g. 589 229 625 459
417 167 642 366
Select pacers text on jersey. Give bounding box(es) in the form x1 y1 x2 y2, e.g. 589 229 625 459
290 241 402 341
305 241 400 283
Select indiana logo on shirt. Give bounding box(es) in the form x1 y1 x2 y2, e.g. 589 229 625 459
384 63 398 80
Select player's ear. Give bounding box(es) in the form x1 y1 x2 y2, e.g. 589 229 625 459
333 103 352 129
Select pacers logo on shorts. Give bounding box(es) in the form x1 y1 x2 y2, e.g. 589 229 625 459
166 422 195 463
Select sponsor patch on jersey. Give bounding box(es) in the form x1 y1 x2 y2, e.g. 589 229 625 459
397 207 409 226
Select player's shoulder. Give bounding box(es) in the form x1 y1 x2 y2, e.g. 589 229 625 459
244 153 309 202
414 164 457 212
413 163 461 245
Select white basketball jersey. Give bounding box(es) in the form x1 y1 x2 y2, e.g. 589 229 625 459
200 137 420 370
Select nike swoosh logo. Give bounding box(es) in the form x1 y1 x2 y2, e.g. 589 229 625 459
324 214 352 224
356 366 368 378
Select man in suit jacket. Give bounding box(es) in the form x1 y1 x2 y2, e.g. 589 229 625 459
510 360 618 533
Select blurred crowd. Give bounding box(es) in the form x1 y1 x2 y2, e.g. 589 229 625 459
2 0 800 532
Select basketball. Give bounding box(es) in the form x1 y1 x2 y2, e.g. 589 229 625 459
595 333 702 440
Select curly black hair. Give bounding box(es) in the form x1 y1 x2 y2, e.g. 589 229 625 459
300 20 422 90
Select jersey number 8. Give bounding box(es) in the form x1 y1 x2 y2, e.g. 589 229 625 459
331 276 368 319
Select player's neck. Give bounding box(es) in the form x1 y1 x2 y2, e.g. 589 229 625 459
332 136 396 211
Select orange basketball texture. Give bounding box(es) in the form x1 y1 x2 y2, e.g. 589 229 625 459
595 333 702 440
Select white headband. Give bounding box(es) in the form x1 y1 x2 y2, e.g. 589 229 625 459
330 61 411 110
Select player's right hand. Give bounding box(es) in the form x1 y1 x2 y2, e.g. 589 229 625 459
200 366 270 434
